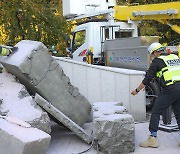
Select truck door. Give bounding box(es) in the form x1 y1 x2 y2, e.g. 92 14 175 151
71 29 87 62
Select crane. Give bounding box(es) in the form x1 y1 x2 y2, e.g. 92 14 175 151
113 2 180 34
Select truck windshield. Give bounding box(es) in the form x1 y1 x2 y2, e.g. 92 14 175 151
72 30 86 53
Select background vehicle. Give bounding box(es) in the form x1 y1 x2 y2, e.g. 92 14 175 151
62 0 180 110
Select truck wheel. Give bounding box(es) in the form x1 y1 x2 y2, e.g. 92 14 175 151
145 79 160 110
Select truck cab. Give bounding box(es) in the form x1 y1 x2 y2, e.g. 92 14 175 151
69 20 138 64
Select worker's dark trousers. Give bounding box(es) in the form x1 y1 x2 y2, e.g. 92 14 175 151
149 90 180 132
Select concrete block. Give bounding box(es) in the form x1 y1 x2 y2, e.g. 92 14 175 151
93 102 135 154
0 40 91 126
35 94 92 144
0 118 51 154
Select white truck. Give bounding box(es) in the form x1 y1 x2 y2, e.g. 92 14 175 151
62 0 180 112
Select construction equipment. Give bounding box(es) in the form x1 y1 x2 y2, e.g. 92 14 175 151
62 0 180 112
113 2 180 34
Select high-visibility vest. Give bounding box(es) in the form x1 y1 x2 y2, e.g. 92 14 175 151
0 47 9 56
156 54 180 86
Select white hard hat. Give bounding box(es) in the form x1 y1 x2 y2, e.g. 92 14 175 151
148 42 164 54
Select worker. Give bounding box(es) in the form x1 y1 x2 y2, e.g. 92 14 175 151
0 45 18 56
131 42 180 148
0 45 18 73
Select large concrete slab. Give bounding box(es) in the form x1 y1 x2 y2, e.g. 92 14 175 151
0 118 51 154
0 40 91 126
35 94 92 144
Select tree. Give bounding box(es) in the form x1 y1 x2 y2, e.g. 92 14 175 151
0 0 72 56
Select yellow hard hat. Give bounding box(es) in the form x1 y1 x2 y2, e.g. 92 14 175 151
148 42 164 55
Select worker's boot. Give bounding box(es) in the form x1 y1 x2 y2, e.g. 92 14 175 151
139 136 159 148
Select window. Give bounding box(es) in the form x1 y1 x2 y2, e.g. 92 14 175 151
115 31 132 38
72 30 86 53
105 28 109 40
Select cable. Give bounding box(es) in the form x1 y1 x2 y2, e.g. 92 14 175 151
76 140 95 154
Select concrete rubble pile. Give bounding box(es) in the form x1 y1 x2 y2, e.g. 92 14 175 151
0 40 92 153
0 40 136 153
0 72 51 133
35 93 92 144
93 102 135 154
0 72 51 154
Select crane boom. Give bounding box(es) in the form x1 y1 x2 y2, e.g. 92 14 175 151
114 2 180 34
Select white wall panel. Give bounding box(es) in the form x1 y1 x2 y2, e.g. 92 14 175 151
100 70 116 101
55 57 146 121
72 64 87 97
129 75 146 121
86 67 102 103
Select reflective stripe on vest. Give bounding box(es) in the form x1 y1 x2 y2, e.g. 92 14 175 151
156 54 180 86
0 47 8 56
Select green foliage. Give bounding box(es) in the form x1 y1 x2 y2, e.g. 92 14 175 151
0 0 179 55
0 0 72 56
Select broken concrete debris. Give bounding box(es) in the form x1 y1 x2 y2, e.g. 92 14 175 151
0 40 91 126
0 40 136 153
0 72 51 133
93 102 135 154
0 118 51 154
35 93 92 144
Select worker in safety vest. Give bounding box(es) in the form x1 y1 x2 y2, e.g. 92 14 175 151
131 42 180 148
0 45 18 56
0 45 18 73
